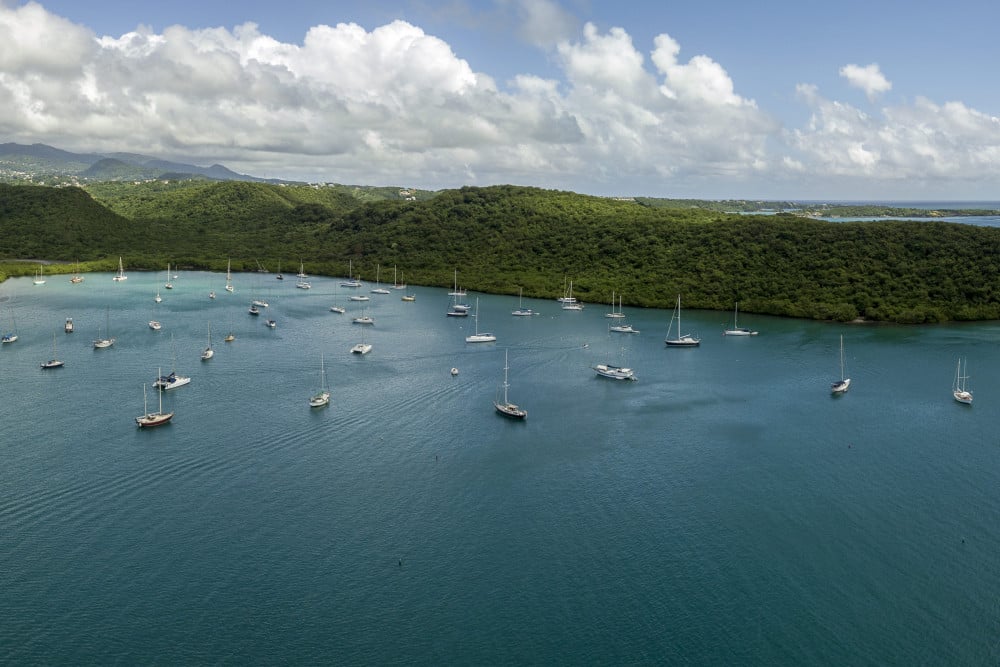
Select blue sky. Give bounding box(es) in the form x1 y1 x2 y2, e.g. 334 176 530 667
3 0 1000 199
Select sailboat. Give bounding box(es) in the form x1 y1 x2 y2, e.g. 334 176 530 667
112 256 127 281
494 349 527 419
295 261 311 289
561 281 583 310
392 265 406 290
340 260 362 288
831 335 851 394
329 282 346 313
93 306 115 348
225 259 234 293
511 287 537 316
953 357 972 404
155 335 191 390
447 270 470 316
371 264 391 294
224 317 235 342
593 343 637 380
201 322 214 360
276 261 283 280
70 261 84 284
605 291 625 318
41 333 64 369
664 295 700 347
351 323 372 355
33 264 45 285
352 306 375 325
164 263 173 289
309 354 331 407
1 307 18 343
136 377 174 427
448 269 467 296
466 298 497 343
607 295 638 333
154 289 162 303
723 302 758 336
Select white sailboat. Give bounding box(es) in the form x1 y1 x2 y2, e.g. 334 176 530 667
351 323 372 355
953 357 972 404
225 259 234 292
831 334 851 394
164 263 173 289
392 265 406 290
295 261 311 289
93 306 115 348
664 295 700 347
448 269 467 296
276 261 283 280
33 264 45 285
561 281 583 310
70 261 84 284
605 292 625 318
340 260 362 288
723 302 758 336
593 343 636 380
352 306 375 325
112 256 127 281
201 322 214 360
155 335 190 390
512 287 537 316
466 298 497 343
609 322 639 334
136 377 174 427
371 264 391 294
607 295 638 333
494 349 527 419
1 307 18 343
330 282 346 313
309 354 331 407
41 333 64 369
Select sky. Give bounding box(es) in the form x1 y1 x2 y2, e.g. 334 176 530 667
2 0 1000 200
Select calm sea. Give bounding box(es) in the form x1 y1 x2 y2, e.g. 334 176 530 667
2 271 999 665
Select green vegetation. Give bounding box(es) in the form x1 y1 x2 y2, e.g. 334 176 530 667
2 182 1000 323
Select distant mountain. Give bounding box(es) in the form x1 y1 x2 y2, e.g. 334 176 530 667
0 142 286 184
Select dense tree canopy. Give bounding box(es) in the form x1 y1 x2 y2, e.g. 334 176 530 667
2 182 999 323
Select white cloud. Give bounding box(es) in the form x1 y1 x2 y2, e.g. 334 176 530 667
4 4 999 198
839 63 892 101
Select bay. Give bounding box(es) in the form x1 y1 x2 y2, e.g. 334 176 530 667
2 271 999 664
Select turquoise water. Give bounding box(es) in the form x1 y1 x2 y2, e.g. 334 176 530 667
2 272 999 664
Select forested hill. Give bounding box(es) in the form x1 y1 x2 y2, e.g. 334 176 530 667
2 181 1000 323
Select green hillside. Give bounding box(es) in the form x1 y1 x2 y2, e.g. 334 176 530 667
2 181 1000 323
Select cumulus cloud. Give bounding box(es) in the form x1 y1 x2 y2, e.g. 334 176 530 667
839 63 892 101
0 4 780 195
5 3 997 197
789 83 1000 190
